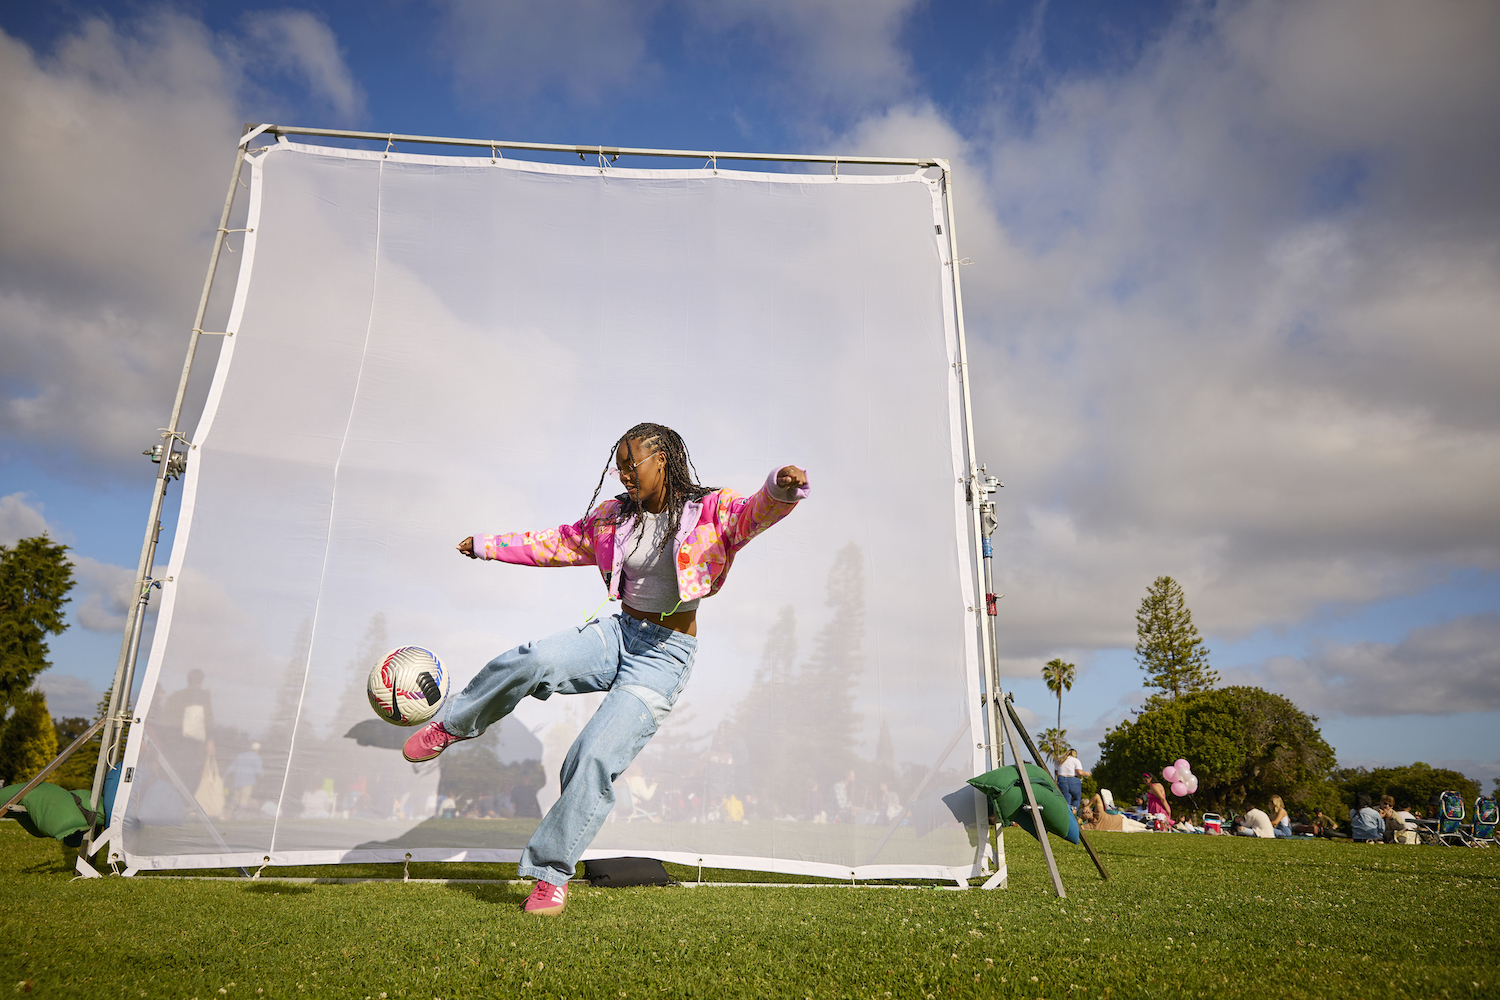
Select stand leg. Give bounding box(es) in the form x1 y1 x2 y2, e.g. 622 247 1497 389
1004 697 1110 882
0 717 107 820
980 823 1007 889
1000 707 1065 898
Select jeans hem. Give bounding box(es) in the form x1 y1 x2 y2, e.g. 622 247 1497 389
518 864 572 887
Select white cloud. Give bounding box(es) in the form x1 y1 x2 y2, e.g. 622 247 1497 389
826 1 1500 682
240 10 365 120
431 0 923 114
36 673 101 720
71 554 137 633
0 492 50 545
1240 615 1500 717
0 10 362 471
688 0 920 111
435 0 661 104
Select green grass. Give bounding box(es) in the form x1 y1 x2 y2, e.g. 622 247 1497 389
2 821 1496 999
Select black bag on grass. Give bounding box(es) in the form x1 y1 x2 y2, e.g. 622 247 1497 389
583 857 676 887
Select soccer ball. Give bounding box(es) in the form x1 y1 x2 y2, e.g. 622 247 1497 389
368 646 449 726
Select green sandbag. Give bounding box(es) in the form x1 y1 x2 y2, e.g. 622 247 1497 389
967 764 1080 845
1 782 96 846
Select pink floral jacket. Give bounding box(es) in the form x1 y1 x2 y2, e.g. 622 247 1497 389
474 469 809 604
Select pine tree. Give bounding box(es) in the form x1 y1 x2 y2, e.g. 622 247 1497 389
803 543 866 782
1134 576 1218 703
0 688 58 785
0 536 75 721
726 545 868 810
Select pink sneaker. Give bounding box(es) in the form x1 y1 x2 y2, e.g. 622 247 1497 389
523 879 568 915
401 721 471 762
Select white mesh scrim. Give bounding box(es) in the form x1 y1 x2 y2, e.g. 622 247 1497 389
119 143 987 880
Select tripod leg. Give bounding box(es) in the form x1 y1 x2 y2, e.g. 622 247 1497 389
1000 708 1065 898
1077 830 1110 881
1004 696 1110 882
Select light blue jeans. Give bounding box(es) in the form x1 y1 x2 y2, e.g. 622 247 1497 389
1058 775 1082 812
442 614 696 886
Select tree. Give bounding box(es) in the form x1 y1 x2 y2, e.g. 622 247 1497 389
1041 658 1075 734
0 536 75 728
1094 686 1335 814
1134 576 1217 705
1331 762 1480 813
0 688 58 786
727 545 867 813
49 715 100 790
1039 727 1069 770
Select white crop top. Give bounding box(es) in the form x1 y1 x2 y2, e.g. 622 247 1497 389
620 511 700 614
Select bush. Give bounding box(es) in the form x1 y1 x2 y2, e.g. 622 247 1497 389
0 688 58 786
49 715 101 791
1332 762 1480 813
1094 686 1335 814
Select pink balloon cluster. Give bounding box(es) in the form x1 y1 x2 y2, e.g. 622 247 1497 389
1162 758 1199 797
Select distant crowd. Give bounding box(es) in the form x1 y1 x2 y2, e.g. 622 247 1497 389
1054 747 1490 845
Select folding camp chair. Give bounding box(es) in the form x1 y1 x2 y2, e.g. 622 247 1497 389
1433 790 1469 846
1472 795 1497 847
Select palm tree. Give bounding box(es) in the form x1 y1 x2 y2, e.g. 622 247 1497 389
1040 727 1069 771
1041 658 1076 736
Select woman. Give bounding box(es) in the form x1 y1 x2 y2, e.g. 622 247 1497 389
1142 771 1172 823
402 423 808 913
1269 794 1294 838
1079 793 1147 833
1350 793 1384 842
1055 747 1088 814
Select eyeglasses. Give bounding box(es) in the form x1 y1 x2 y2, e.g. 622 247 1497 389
607 449 661 479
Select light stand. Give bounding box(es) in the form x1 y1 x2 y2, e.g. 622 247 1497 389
972 465 1107 896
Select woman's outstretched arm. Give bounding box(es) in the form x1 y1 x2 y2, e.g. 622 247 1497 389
721 466 810 548
458 508 608 567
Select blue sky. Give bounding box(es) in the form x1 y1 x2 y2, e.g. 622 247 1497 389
2 0 1497 791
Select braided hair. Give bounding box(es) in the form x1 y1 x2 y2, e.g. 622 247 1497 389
584 423 717 556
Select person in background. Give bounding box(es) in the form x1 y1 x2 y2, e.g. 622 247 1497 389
1079 793 1148 833
1350 793 1384 843
878 781 903 822
1055 748 1088 814
161 669 216 786
1379 795 1408 844
225 742 263 812
1237 804 1275 838
1268 794 1294 838
1290 807 1332 837
1142 772 1172 822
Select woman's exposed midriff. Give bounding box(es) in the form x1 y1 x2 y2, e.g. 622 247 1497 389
622 602 698 636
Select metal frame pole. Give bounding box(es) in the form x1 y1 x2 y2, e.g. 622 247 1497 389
940 166 1004 773
975 470 1007 881
69 124 977 879
976 468 1003 765
81 129 252 858
258 124 939 167
0 717 108 819
938 163 1008 881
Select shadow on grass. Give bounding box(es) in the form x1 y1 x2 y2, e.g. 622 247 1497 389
242 882 316 895
444 881 531 907
21 851 75 876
